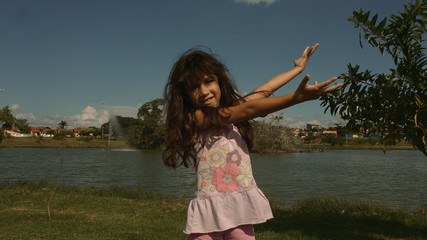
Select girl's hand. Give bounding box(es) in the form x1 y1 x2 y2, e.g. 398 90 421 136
294 43 319 71
294 74 342 102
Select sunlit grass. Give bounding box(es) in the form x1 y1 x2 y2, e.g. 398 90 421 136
0 182 187 240
0 137 129 148
1 182 426 240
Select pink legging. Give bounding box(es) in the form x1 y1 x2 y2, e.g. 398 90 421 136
188 224 255 240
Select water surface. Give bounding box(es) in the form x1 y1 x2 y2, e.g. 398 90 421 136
0 148 425 210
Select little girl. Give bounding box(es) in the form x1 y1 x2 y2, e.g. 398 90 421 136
163 44 341 240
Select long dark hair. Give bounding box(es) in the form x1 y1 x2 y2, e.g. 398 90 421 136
162 48 253 168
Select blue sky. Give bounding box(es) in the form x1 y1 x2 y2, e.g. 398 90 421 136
0 0 406 128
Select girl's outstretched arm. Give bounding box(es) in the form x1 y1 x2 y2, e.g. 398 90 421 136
196 75 342 128
244 43 319 102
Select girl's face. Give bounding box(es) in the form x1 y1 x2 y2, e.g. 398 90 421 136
187 75 221 108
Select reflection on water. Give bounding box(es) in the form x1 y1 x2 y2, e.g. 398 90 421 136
0 148 425 210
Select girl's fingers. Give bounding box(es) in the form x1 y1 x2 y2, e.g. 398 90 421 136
322 83 343 93
318 77 338 87
304 46 310 53
320 77 342 93
308 43 319 56
302 46 310 57
297 74 310 90
302 74 310 85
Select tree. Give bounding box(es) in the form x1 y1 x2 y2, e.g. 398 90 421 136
0 106 30 133
321 0 427 156
0 106 14 130
252 114 299 153
58 121 67 129
321 134 345 146
14 118 31 133
137 98 166 149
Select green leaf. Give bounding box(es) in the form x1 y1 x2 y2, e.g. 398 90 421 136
371 13 379 27
415 94 423 106
358 31 364 48
377 18 388 30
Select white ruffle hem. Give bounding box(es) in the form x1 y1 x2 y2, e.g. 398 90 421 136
183 187 274 234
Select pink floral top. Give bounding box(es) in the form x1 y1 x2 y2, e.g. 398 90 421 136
184 124 273 234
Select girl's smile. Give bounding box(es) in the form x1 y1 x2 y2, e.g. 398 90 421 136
188 75 221 108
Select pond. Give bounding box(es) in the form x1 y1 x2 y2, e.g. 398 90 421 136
0 148 425 210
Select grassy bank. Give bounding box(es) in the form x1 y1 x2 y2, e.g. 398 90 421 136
1 182 426 240
0 137 129 149
1 136 417 151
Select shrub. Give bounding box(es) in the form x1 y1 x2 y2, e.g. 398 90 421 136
77 136 93 142
321 134 345 146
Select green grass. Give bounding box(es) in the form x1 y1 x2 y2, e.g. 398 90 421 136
0 137 129 149
1 182 426 240
257 199 427 240
0 182 187 240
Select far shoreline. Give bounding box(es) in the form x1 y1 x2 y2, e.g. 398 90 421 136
0 137 130 149
294 143 416 151
0 136 416 151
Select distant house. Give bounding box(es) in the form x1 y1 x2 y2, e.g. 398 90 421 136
41 127 55 137
73 128 82 137
323 130 338 136
30 127 41 135
3 126 97 138
3 130 31 137
291 128 301 137
307 123 321 130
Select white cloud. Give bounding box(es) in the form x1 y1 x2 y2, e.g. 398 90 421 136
69 106 109 128
67 105 138 128
15 113 36 121
234 0 279 6
11 104 20 110
307 119 321 125
38 114 65 127
287 121 307 129
28 105 140 128
77 106 98 121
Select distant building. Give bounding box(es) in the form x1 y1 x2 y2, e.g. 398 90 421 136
306 123 321 130
30 127 41 135
2 130 31 137
323 130 337 136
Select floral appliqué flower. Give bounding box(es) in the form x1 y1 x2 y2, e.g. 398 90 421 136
226 149 241 166
236 165 254 188
206 146 226 168
212 163 242 193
